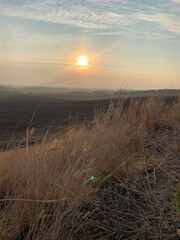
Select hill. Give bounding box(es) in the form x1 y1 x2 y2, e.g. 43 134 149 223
0 97 180 239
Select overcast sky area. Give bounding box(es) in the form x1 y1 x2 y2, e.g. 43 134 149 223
0 0 180 90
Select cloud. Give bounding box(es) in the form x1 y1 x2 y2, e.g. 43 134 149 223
137 13 180 35
171 0 180 4
0 0 180 37
1 1 132 30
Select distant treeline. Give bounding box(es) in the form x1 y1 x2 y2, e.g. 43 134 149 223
0 86 22 94
0 85 179 98
110 89 180 98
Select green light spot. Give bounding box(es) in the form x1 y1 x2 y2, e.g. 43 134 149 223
91 175 95 181
95 200 101 209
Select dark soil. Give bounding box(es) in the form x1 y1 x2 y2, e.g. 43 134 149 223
0 93 177 150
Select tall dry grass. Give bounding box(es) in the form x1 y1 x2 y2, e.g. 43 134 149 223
0 97 180 240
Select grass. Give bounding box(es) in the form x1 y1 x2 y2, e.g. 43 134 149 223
0 97 180 240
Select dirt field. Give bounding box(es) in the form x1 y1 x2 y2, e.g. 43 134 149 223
0 93 177 150
0 93 111 149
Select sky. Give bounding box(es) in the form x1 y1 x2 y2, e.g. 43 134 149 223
0 0 180 90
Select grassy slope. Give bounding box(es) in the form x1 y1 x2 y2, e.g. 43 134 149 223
0 97 180 240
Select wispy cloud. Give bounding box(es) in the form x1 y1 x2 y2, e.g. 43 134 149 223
137 13 180 35
1 1 132 30
171 0 180 4
0 0 180 37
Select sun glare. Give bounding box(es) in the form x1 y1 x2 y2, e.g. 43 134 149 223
75 55 90 69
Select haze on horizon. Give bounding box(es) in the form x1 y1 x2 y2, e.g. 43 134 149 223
0 0 180 90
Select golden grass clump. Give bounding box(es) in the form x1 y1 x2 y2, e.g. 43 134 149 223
0 97 180 240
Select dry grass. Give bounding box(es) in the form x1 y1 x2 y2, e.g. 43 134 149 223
0 97 180 240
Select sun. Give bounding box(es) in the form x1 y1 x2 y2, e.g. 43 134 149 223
75 55 90 68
